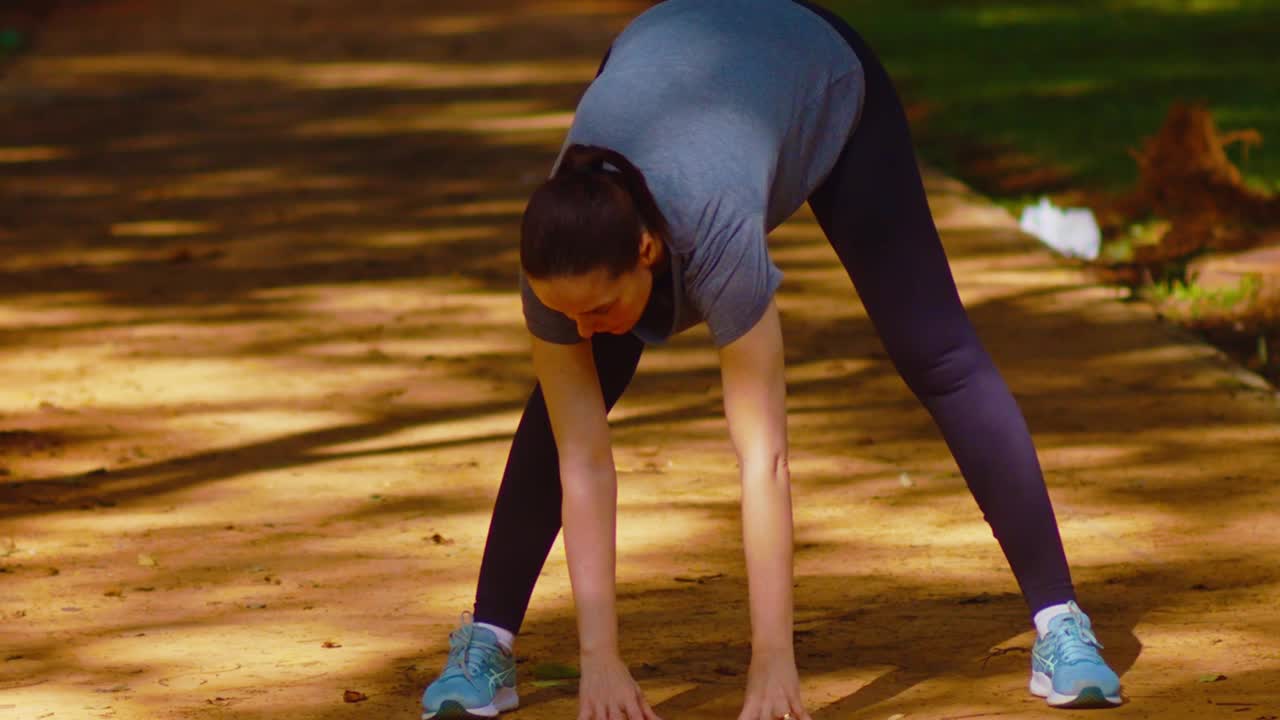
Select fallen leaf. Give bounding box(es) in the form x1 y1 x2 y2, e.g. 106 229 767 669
673 573 724 584
343 690 368 703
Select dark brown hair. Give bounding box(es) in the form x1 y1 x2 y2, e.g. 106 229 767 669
520 144 670 279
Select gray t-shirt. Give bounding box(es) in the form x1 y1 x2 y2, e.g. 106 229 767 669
522 0 864 347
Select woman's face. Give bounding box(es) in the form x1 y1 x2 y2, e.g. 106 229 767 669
527 231 664 340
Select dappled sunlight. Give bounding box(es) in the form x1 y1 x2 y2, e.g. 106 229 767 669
0 144 71 163
109 219 219 237
27 55 600 92
296 107 574 138
134 168 358 201
1120 0 1251 13
1037 442 1148 472
3 0 1279 718
311 408 526 459
364 227 496 249
415 198 528 220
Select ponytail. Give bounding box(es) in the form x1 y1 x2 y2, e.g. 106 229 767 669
521 144 670 279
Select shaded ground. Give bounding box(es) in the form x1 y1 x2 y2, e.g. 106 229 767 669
2 1 1279 719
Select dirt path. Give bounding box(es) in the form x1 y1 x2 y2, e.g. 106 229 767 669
2 1 1278 719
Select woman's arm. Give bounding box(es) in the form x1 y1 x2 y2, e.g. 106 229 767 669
717 299 809 720
531 336 660 720
531 335 620 657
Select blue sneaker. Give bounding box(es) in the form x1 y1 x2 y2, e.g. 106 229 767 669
1030 602 1122 708
422 614 518 719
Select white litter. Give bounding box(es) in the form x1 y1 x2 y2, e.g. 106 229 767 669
1018 197 1101 261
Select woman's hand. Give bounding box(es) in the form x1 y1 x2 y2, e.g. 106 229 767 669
738 651 810 720
719 301 808 720
577 651 662 720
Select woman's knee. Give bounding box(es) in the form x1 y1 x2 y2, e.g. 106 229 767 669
891 331 992 400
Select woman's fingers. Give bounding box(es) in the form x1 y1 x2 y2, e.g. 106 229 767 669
786 688 811 720
640 692 663 720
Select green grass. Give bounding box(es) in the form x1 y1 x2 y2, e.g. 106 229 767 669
826 0 1280 197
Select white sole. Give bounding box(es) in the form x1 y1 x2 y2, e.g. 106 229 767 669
1030 671 1122 707
422 687 520 719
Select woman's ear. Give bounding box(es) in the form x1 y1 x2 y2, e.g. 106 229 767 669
638 230 665 268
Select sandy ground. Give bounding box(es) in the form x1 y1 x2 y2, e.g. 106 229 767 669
2 1 1279 719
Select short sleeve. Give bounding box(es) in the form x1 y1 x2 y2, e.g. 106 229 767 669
688 213 783 347
520 273 584 344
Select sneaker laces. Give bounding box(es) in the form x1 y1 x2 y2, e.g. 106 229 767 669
447 612 502 682
1053 605 1105 665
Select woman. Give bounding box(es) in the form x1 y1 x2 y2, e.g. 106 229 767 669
422 1 1122 718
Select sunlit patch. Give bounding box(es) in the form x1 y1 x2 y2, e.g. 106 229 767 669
365 227 494 248
1118 0 1245 13
311 408 525 457
30 55 600 91
295 108 573 138
415 199 527 219
0 145 70 163
109 220 218 238
295 61 597 90
1087 342 1220 370
786 357 876 385
0 295 115 328
931 201 1016 231
1037 444 1146 471
129 168 357 200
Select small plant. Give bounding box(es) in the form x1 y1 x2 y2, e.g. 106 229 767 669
1147 274 1261 320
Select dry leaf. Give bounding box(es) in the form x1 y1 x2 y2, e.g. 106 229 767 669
343 690 368 703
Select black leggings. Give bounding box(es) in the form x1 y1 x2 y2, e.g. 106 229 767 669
472 5 1075 633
